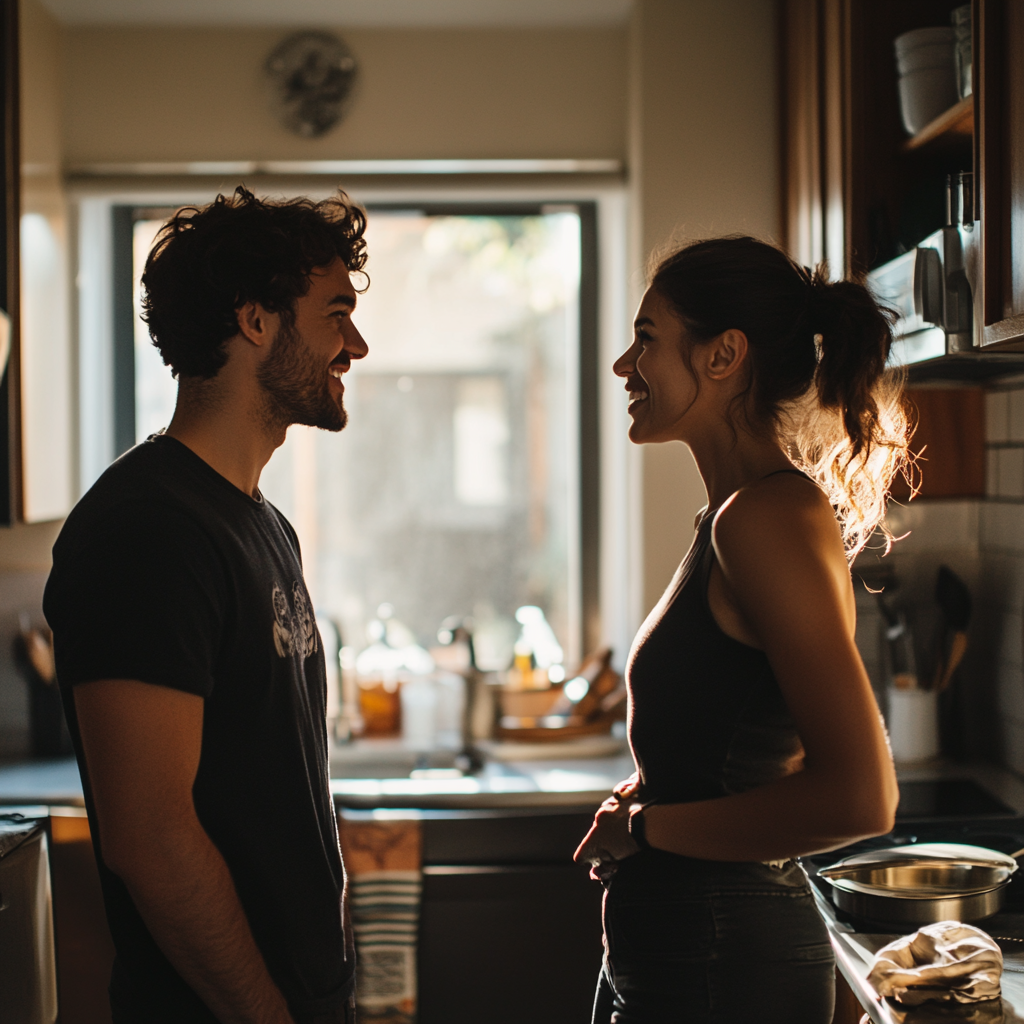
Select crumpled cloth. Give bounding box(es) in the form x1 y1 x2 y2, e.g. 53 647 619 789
868 921 1003 1006
878 997 1024 1024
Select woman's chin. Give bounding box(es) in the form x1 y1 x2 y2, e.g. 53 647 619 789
628 422 654 444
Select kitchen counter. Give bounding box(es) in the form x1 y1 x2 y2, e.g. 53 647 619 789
330 755 632 809
0 758 85 806
0 738 634 810
2 748 1024 813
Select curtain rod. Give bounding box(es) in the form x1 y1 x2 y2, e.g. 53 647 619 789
67 158 623 177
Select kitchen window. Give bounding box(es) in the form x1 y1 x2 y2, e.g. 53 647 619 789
113 201 600 670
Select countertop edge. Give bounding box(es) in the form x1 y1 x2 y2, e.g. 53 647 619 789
811 885 898 1024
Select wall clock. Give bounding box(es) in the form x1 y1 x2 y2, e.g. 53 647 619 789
265 31 358 138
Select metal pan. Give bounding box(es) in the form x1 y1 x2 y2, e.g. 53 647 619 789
818 843 1022 929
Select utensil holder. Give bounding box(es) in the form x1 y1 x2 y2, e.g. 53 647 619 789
888 687 940 763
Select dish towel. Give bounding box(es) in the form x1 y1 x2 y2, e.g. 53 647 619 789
338 815 423 1024
867 921 1003 1007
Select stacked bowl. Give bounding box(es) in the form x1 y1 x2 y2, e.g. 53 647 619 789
952 4 973 100
894 27 959 136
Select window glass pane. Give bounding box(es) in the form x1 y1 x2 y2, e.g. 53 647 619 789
134 219 177 440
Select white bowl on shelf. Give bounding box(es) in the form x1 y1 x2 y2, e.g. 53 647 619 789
897 41 956 76
898 66 960 135
894 26 954 55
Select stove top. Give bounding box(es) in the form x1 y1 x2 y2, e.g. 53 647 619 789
896 779 1015 821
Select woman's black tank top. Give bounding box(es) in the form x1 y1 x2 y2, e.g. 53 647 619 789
627 473 807 804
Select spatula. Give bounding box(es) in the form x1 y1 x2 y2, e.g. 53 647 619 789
934 565 971 692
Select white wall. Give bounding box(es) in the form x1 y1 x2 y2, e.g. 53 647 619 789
61 26 628 164
629 0 781 616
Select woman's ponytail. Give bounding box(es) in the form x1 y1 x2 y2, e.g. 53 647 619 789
798 268 914 557
650 237 915 560
809 270 891 457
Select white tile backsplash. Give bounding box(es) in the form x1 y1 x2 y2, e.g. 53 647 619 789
979 552 1024 613
997 611 1024 668
1009 391 1024 442
998 660 1024 720
884 500 980 553
998 447 1024 499
1002 717 1024 776
988 447 1001 498
942 387 1024 774
988 390 1011 442
980 502 1024 552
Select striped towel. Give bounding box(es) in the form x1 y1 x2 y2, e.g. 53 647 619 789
339 818 423 1024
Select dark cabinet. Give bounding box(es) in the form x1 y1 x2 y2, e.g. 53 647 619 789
418 862 601 1024
782 0 1024 353
976 0 1024 347
416 808 604 1024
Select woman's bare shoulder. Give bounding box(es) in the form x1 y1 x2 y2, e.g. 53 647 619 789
712 473 843 568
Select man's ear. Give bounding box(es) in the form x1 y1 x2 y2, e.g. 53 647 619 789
704 329 748 381
236 302 275 347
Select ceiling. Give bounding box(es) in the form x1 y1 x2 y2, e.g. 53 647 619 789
39 0 632 27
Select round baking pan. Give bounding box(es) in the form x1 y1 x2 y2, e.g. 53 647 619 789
818 843 1021 929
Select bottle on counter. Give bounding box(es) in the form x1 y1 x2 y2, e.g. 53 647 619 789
355 604 434 737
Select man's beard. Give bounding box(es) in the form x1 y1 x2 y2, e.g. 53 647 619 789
256 319 347 432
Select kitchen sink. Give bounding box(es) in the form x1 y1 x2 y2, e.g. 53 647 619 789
329 741 461 779
329 734 629 780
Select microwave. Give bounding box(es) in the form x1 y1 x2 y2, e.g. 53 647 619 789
867 223 973 368
865 172 1024 380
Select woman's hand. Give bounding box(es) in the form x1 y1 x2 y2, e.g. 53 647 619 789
574 777 642 881
612 771 642 801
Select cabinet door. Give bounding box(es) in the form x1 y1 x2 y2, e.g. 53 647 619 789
977 0 1024 347
781 0 848 274
417 863 602 1024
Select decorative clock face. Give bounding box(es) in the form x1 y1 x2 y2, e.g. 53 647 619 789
265 31 358 138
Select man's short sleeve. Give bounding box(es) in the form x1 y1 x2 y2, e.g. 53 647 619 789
45 502 227 699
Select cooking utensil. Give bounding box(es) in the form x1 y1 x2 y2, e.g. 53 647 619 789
818 843 1024 929
934 565 971 692
876 589 919 690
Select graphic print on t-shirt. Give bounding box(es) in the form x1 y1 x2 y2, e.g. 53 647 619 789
272 581 318 659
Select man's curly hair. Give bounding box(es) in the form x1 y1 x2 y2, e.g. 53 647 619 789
141 186 369 379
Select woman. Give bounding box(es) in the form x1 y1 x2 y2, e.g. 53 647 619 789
576 236 910 1023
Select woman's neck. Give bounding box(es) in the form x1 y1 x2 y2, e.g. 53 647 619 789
687 425 795 510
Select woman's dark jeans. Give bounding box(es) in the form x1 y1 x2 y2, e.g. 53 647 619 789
592 849 835 1024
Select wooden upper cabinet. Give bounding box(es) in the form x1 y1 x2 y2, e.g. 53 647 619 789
781 0 847 275
782 0 1024 350
977 0 1024 347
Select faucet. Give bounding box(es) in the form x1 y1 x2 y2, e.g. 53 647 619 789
437 617 486 774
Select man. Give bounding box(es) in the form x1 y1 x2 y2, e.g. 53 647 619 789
44 186 369 1024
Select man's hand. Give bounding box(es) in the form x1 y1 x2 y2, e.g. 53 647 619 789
75 679 295 1024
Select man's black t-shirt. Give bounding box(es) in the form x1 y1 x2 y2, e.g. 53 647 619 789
43 435 351 1024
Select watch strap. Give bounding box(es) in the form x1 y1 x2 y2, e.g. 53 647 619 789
628 803 650 850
